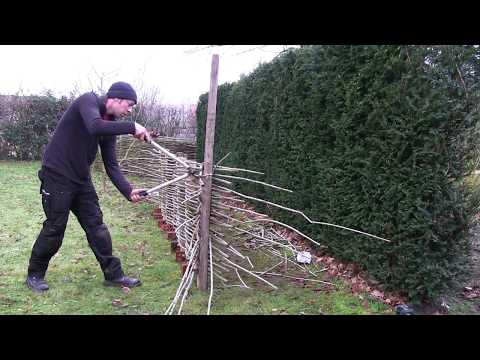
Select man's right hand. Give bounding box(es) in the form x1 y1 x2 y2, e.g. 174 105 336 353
134 122 152 142
130 188 148 202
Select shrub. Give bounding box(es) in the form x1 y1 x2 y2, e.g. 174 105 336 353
1 93 71 160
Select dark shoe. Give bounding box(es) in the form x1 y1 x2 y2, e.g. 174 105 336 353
104 276 142 288
26 275 49 293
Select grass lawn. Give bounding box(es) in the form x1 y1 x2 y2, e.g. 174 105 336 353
0 161 392 315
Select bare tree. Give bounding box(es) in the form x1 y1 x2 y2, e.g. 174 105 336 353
86 66 120 95
184 45 298 57
144 103 196 139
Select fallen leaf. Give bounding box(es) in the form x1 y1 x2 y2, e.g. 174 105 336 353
112 299 128 308
464 292 480 299
357 283 367 292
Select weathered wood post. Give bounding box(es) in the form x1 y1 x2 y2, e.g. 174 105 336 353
198 54 219 291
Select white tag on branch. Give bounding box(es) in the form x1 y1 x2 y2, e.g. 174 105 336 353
296 251 312 264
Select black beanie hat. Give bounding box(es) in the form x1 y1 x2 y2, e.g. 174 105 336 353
106 82 137 104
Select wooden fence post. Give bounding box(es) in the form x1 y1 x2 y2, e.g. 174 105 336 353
198 54 219 291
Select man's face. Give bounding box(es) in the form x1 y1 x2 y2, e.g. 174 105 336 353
109 98 136 118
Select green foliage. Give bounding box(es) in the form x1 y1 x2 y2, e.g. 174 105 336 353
196 45 480 301
1 93 71 160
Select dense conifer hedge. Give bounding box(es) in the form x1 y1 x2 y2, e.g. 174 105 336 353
197 45 480 300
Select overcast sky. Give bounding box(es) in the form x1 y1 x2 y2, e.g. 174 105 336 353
0 45 298 105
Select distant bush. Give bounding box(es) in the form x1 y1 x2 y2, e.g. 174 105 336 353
1 93 71 160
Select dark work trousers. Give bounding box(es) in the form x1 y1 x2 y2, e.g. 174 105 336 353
27 167 124 281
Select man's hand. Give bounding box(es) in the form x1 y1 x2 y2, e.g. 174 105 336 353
130 188 148 202
134 122 152 142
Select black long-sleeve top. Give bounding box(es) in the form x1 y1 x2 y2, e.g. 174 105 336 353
42 92 136 200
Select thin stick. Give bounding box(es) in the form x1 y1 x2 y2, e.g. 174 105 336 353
214 201 269 219
253 272 335 286
213 271 229 283
245 256 254 269
214 185 391 242
214 152 231 167
215 166 264 175
207 237 214 315
235 268 250 289
221 256 278 290
259 259 285 276
214 174 293 192
178 270 195 314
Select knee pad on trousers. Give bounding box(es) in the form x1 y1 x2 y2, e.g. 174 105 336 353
32 223 67 259
86 223 113 253
43 221 67 237
90 223 109 238
83 215 103 230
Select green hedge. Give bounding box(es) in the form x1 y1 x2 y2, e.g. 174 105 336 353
1 94 71 160
196 45 480 301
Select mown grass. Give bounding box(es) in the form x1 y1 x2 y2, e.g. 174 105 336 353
0 161 392 315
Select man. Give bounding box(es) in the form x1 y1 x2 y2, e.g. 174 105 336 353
26 81 151 293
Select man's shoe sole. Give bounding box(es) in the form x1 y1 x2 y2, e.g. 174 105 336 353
103 280 142 288
26 280 49 293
